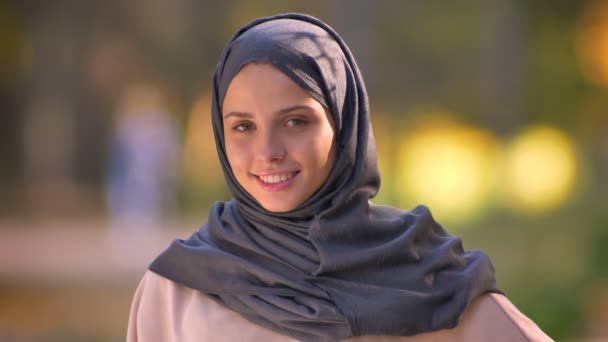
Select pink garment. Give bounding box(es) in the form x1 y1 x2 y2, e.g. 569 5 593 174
127 271 553 342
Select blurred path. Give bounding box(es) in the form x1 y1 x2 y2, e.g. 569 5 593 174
0 218 192 284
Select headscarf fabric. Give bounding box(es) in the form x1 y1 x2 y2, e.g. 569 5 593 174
150 13 499 341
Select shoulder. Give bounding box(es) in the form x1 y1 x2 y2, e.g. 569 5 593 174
453 293 554 342
471 293 553 341
127 271 199 342
127 270 297 342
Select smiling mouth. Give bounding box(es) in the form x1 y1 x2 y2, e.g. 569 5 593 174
256 171 298 184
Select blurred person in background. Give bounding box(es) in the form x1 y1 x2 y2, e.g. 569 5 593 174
106 81 180 252
127 14 552 341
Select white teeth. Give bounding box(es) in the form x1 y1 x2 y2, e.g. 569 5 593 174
259 172 295 184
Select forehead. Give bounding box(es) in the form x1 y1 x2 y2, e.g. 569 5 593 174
222 63 320 112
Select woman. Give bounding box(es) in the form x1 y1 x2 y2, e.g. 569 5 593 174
127 13 552 341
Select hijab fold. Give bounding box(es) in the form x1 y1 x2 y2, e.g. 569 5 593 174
151 13 500 341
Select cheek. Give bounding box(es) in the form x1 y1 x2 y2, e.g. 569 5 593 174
224 138 249 173
317 126 336 163
298 129 335 169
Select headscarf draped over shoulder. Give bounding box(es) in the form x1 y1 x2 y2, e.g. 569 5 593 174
151 13 500 341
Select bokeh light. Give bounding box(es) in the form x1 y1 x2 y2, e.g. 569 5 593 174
504 125 577 213
181 95 224 187
395 114 501 224
576 0 608 88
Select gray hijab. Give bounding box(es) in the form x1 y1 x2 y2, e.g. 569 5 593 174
150 13 499 341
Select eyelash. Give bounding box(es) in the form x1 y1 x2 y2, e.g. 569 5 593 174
233 122 254 132
285 117 306 127
231 117 307 132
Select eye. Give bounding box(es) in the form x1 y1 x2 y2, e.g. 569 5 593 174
233 121 254 132
285 117 306 128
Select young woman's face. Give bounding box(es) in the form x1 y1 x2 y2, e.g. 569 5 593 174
223 63 336 212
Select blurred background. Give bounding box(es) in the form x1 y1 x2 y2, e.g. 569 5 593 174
0 0 607 341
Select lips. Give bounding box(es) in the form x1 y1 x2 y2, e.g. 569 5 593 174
254 171 299 191
257 172 297 184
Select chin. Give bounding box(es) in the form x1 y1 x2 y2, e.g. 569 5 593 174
259 199 298 213
262 204 293 213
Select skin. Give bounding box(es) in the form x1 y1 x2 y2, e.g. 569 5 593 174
222 63 336 212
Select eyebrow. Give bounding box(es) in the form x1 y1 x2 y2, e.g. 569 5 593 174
276 105 315 115
223 111 253 119
223 105 315 119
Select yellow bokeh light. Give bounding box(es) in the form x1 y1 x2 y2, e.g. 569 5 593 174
504 125 577 213
396 116 501 224
182 95 224 187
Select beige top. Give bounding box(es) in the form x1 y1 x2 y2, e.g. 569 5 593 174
127 271 553 342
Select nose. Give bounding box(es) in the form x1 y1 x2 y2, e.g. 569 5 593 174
255 127 286 162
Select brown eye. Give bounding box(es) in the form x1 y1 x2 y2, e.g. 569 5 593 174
233 122 254 132
286 118 306 127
